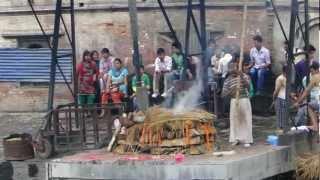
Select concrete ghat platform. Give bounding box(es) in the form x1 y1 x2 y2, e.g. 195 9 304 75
46 144 294 180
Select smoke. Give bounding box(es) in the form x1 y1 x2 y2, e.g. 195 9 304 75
173 57 203 113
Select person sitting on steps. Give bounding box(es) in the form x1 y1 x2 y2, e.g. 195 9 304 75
152 48 173 98
248 35 271 96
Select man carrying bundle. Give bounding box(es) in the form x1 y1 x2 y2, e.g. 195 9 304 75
222 56 253 147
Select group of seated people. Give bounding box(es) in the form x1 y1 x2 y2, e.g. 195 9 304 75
209 35 271 97
76 34 319 134
76 42 199 110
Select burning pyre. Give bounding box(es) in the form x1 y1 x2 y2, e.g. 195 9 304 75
113 107 216 155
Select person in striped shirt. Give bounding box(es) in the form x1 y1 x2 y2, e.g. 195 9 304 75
222 57 253 147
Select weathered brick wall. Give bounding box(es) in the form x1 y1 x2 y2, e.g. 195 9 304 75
0 84 72 112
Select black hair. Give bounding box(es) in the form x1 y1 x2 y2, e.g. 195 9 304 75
282 64 288 73
172 42 181 49
303 44 316 52
114 58 122 64
90 50 99 58
157 48 165 55
310 61 319 70
253 35 263 43
139 65 145 69
82 50 91 61
101 48 110 54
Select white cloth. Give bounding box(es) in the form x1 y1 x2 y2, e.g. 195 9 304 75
218 53 233 78
229 98 253 144
250 46 271 69
154 56 172 72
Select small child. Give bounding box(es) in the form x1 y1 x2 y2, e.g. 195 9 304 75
273 65 287 133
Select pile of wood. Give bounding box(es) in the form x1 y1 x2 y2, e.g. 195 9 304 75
297 153 320 179
113 107 216 155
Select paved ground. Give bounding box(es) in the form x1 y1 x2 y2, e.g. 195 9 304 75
0 112 277 180
0 112 47 180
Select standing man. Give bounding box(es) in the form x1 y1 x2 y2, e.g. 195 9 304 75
273 65 287 133
249 35 271 96
152 48 173 98
295 45 316 90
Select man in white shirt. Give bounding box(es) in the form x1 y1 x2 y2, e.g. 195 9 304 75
152 48 173 98
218 53 233 79
249 35 271 96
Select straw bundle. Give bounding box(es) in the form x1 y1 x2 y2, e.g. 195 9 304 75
144 106 215 128
297 153 320 179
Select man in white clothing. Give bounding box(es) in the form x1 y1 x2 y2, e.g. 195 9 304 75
152 48 173 98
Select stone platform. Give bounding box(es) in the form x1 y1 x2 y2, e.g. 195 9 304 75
46 144 294 180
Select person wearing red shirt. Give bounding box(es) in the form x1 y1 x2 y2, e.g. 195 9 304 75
77 50 97 106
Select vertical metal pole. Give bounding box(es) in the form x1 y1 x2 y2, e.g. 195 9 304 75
185 0 192 62
285 0 297 133
70 0 78 104
199 0 208 99
70 0 79 127
128 0 141 82
199 0 207 51
48 0 62 111
304 0 310 87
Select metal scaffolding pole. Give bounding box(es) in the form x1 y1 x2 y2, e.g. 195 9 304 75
284 0 298 132
185 0 192 60
157 0 182 49
70 0 78 104
199 0 208 98
270 0 288 42
48 0 63 111
190 11 202 45
199 0 207 51
128 0 141 82
304 0 310 88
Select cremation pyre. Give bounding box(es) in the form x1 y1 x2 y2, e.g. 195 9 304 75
113 107 216 155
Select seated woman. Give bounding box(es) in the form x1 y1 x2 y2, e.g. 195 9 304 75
102 58 128 103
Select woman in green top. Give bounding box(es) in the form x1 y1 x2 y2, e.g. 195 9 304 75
131 65 151 110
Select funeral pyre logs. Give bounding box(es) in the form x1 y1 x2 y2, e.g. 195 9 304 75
113 107 216 155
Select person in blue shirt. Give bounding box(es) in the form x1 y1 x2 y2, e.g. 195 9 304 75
106 58 128 96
